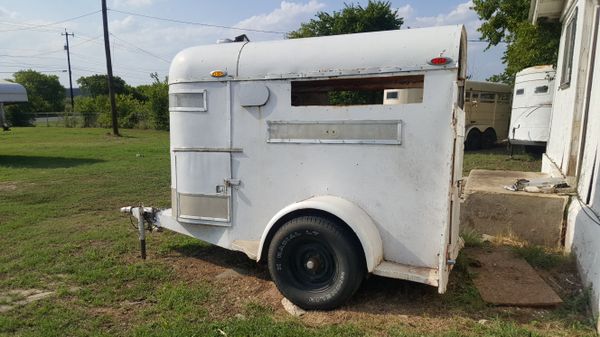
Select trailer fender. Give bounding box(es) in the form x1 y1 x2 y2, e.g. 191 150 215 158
465 125 482 136
257 195 383 272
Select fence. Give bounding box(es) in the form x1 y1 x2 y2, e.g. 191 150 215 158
30 111 156 129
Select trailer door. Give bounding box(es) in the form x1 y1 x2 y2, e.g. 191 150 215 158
170 83 235 225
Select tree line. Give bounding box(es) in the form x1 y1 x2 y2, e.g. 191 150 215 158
4 70 168 130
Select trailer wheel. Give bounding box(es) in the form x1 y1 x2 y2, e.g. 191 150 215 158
481 128 497 149
267 216 365 310
465 128 482 151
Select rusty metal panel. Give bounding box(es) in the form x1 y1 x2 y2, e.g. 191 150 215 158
267 120 402 145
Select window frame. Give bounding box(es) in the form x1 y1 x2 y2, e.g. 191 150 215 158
560 8 578 89
291 75 425 107
169 88 208 112
534 85 549 94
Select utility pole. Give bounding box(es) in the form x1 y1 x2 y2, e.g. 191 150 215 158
62 29 75 112
101 0 119 136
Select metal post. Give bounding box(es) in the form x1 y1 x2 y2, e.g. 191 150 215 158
101 0 120 136
0 102 8 131
137 207 146 260
62 29 75 112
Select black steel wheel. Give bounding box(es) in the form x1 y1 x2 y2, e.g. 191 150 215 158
465 128 482 151
268 216 365 310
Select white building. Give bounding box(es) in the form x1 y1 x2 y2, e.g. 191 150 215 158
531 0 600 330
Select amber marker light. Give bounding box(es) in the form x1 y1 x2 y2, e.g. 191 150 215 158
210 70 227 77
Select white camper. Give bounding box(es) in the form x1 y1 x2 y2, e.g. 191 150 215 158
0 80 28 130
508 65 555 148
122 26 467 310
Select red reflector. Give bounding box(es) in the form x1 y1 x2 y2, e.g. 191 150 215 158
429 57 450 65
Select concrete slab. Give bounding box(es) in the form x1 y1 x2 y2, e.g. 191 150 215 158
467 246 563 307
461 170 569 247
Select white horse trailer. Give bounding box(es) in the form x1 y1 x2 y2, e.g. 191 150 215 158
509 65 555 148
0 80 28 131
122 25 467 310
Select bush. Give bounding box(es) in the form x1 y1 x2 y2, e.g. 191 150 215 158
4 103 35 126
75 94 150 129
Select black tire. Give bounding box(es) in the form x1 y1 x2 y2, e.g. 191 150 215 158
267 216 365 310
481 128 497 149
465 128 482 151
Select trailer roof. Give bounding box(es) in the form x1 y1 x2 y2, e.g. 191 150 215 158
169 25 466 84
465 80 512 93
0 80 27 103
516 65 555 76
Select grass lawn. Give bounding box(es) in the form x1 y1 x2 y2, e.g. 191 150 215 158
463 146 542 176
0 127 594 337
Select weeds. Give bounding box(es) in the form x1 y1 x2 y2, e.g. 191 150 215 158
461 229 484 247
511 245 571 270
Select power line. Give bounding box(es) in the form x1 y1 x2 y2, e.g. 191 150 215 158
109 33 170 63
468 39 508 44
108 8 286 35
0 70 66 73
0 54 65 61
0 10 101 33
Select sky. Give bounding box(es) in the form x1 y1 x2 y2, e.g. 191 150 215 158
0 0 506 88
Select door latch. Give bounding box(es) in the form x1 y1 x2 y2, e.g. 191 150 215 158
225 179 241 187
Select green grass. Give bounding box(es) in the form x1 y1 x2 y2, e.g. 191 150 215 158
460 228 484 248
0 127 596 337
463 146 542 176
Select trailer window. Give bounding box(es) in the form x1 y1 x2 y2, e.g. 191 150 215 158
560 8 577 89
169 90 207 112
479 92 496 103
291 75 424 106
516 88 524 95
534 85 549 94
498 93 511 102
386 91 399 99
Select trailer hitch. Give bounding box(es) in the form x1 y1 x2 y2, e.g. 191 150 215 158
120 206 159 260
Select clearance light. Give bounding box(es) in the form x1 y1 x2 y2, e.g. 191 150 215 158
429 57 452 66
210 70 227 78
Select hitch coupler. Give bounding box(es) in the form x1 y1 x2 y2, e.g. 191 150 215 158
120 206 157 260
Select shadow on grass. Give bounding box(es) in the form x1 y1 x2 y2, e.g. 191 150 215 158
173 242 271 281
0 155 104 168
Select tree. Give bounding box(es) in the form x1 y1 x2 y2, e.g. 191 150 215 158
289 1 403 105
77 74 127 97
473 0 561 84
5 70 65 126
137 73 169 130
288 1 403 38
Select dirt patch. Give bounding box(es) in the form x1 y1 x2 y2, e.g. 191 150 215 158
0 182 18 192
0 289 55 313
138 243 591 334
156 245 284 319
0 181 34 192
